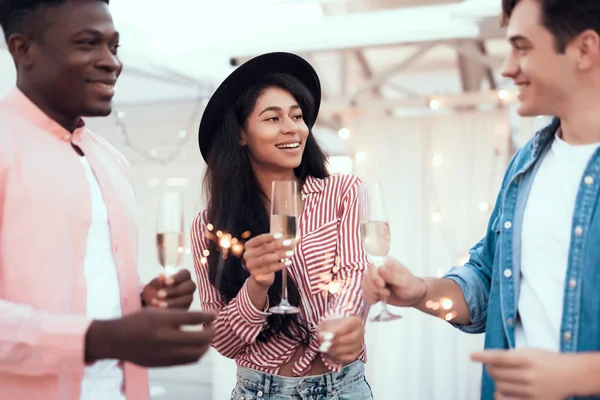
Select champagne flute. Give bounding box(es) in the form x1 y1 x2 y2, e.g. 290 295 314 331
359 182 402 322
156 191 185 277
269 181 300 314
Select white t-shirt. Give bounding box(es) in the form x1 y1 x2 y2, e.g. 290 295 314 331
78 156 126 400
516 134 600 351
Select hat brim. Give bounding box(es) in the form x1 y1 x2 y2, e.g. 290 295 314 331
198 52 321 162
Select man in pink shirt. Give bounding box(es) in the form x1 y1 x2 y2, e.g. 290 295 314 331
0 0 216 399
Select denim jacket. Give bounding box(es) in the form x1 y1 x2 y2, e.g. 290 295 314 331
444 118 600 400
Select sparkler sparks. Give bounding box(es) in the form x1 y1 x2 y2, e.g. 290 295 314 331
440 298 453 310
313 254 354 299
203 230 350 309
444 312 456 321
232 243 244 255
328 280 342 294
425 297 457 321
203 224 248 290
219 234 232 249
203 228 245 260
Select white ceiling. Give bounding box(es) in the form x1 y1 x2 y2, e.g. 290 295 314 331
1 0 509 100
0 0 512 154
104 0 505 79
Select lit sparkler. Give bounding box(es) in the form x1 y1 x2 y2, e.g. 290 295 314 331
425 297 457 321
203 224 248 291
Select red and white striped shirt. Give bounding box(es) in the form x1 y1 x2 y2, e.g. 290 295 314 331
192 174 370 377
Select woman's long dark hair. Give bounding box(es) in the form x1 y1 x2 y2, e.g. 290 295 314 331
204 73 330 344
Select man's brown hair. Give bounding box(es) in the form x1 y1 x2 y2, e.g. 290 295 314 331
501 0 600 53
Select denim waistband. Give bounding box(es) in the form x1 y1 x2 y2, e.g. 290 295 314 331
235 361 366 397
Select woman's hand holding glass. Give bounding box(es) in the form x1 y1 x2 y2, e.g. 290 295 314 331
242 233 296 288
317 315 365 365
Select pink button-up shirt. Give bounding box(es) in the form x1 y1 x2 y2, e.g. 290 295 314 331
0 89 149 400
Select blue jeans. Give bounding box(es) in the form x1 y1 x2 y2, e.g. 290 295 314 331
231 361 374 400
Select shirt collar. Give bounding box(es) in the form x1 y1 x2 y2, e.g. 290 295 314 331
530 117 560 159
2 87 86 141
301 175 325 196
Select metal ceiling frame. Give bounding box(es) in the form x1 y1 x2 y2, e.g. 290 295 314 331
300 35 509 129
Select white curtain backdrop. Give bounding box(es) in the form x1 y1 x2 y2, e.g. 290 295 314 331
349 109 511 400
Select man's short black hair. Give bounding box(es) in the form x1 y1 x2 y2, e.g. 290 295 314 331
0 0 109 41
502 0 600 53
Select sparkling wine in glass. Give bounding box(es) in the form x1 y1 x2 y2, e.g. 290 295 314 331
359 182 402 322
269 181 300 314
156 191 185 276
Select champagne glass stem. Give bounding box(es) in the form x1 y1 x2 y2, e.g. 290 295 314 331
268 181 300 314
164 264 176 277
381 300 392 314
370 257 402 322
281 259 289 305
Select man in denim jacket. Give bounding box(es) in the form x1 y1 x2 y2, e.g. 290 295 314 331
363 0 600 399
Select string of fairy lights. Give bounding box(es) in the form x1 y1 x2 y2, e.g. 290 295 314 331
112 96 209 165
335 90 512 272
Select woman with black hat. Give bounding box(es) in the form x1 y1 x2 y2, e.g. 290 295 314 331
191 52 373 399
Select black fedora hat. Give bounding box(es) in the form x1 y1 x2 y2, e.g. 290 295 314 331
197 52 321 162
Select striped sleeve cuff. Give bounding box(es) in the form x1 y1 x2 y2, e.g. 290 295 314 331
234 279 271 325
225 279 270 344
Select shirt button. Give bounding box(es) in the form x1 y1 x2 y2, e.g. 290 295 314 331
507 318 513 326
574 226 583 236
504 269 512 278
563 331 572 341
504 221 512 229
569 279 577 289
257 391 263 397
584 176 594 185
